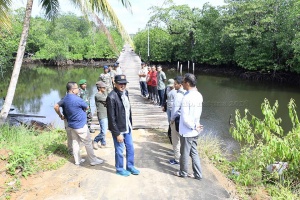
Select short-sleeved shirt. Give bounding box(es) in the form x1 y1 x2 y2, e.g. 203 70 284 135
95 92 107 120
57 98 66 117
138 67 148 82
99 73 113 91
150 71 158 86
146 71 152 86
157 71 166 90
62 93 88 129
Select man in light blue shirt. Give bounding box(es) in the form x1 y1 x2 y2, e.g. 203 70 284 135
174 73 203 180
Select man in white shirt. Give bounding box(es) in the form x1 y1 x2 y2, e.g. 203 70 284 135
138 62 148 97
174 73 203 180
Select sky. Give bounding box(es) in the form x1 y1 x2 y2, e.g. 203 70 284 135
12 0 225 34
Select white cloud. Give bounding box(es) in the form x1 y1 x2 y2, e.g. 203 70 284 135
12 0 225 34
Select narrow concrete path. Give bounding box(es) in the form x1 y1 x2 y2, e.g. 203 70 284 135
12 45 232 200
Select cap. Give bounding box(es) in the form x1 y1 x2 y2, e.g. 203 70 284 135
114 75 129 84
103 65 108 69
96 81 106 88
167 79 174 87
78 79 87 85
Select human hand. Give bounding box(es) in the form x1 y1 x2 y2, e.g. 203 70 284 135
196 124 204 133
117 134 124 143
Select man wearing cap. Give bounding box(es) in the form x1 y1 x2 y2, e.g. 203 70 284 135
62 82 103 166
78 79 94 133
99 66 113 94
106 75 140 177
114 61 123 75
93 81 109 149
138 62 148 97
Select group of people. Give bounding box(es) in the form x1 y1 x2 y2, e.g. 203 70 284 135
54 61 140 177
54 60 204 181
139 62 204 180
138 62 167 107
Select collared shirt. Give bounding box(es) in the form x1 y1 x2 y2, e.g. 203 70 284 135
179 88 203 137
171 87 185 121
166 88 176 110
120 91 132 134
157 71 166 90
95 92 107 120
62 93 88 129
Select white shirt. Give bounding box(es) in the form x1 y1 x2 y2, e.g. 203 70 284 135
179 88 203 137
138 67 148 82
171 88 185 121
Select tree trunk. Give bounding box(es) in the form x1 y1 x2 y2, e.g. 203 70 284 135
0 0 34 125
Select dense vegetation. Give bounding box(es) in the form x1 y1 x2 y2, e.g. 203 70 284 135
0 9 123 70
134 0 300 73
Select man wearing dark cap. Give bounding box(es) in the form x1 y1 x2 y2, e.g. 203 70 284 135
106 75 140 177
78 79 94 133
99 66 113 94
93 81 109 149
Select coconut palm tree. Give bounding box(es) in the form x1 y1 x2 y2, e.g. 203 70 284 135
0 0 12 30
0 0 131 124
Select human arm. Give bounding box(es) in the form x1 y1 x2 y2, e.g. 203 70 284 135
106 94 122 138
54 103 64 120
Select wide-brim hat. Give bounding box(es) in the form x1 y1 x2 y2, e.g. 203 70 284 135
115 75 129 84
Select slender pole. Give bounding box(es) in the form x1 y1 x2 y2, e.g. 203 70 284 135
193 63 195 74
147 26 150 64
177 61 179 72
188 60 190 73
180 64 182 75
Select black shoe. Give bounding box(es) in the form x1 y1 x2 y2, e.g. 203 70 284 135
89 129 95 133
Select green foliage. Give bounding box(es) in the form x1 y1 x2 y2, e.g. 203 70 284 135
0 125 69 177
134 0 300 73
229 98 300 198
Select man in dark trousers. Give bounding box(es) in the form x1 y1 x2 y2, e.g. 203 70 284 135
106 75 140 177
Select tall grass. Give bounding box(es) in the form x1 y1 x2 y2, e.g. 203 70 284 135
0 124 69 177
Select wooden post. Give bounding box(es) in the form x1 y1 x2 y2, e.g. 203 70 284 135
180 64 182 75
177 61 179 72
193 63 195 74
188 60 190 73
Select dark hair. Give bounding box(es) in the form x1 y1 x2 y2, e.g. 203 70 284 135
174 76 183 84
66 82 77 91
184 73 197 87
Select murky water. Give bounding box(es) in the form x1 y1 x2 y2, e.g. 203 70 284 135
2 66 300 151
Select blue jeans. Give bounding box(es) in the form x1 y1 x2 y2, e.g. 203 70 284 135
158 89 165 106
112 129 135 172
94 118 108 145
139 81 148 97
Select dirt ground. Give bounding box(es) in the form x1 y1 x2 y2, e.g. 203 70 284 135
0 129 239 200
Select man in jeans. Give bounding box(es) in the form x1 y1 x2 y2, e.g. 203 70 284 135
106 75 140 177
174 73 203 180
93 81 108 149
138 62 148 97
62 82 103 166
157 65 166 107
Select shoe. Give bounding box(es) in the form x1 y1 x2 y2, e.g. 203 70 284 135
174 171 186 178
93 141 99 150
169 159 180 165
75 158 85 165
116 170 131 177
127 167 140 175
90 158 104 166
89 129 95 133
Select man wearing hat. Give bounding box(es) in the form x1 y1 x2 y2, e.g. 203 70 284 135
78 79 94 133
106 75 140 177
99 66 113 94
138 62 148 97
93 81 109 149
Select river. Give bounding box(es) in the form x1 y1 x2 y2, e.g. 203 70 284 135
3 66 300 152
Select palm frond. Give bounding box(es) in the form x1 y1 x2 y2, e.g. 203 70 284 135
0 0 12 30
39 0 60 20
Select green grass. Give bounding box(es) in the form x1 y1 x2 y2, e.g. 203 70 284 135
0 124 70 199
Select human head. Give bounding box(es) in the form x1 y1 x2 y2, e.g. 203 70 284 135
157 65 162 72
78 79 87 89
141 62 145 68
167 79 174 88
174 76 183 90
151 65 156 72
103 65 109 73
66 82 79 94
114 75 128 92
147 66 151 71
96 81 106 92
183 73 197 90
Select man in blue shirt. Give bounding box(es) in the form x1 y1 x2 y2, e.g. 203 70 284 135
62 82 103 166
